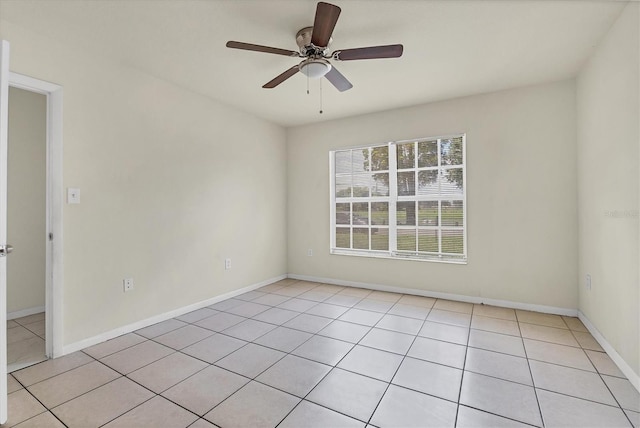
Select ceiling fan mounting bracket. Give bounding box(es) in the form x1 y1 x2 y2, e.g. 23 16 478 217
296 26 331 57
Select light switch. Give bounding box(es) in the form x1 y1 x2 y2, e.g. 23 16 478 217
67 188 81 204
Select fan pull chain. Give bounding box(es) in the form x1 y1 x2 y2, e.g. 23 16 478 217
307 72 310 95
319 78 323 114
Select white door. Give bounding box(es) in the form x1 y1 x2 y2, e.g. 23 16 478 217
0 39 11 424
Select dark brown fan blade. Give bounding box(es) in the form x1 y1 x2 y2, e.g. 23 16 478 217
226 41 299 57
334 44 403 61
325 66 352 92
311 2 341 47
263 66 300 88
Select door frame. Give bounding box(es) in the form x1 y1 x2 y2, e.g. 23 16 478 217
8 72 63 359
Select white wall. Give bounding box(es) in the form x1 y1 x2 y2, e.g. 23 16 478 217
577 2 639 381
288 80 578 310
7 87 46 315
0 20 288 345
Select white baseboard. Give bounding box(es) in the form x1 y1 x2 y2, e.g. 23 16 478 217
59 271 639 395
578 311 640 393
62 274 286 355
288 274 578 317
8 306 45 321
290 273 638 393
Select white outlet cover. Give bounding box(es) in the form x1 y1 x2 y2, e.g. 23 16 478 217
225 258 231 269
586 274 591 290
123 278 134 292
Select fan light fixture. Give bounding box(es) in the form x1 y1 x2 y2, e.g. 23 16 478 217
299 59 331 79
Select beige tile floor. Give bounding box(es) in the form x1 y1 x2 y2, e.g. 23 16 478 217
4 279 640 427
7 313 47 373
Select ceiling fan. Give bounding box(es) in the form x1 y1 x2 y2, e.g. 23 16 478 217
226 1 403 92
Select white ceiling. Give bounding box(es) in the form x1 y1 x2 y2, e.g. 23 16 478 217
0 0 627 127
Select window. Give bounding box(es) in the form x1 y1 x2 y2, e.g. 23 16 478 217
330 135 466 263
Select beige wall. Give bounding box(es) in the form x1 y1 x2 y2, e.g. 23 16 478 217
7 87 46 315
1 20 288 345
287 80 578 310
577 3 639 379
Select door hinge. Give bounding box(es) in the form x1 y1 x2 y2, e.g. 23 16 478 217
49 233 53 241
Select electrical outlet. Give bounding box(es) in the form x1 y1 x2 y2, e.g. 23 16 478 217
586 274 591 291
225 258 232 270
123 278 134 292
307 249 313 256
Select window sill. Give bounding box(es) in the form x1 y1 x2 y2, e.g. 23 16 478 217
330 248 467 265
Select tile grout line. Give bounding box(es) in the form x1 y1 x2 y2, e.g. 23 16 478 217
9 374 70 427
11 350 94 388
453 304 474 426
517 310 546 428
364 301 435 426
565 320 637 426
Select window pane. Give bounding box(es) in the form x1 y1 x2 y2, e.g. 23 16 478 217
371 227 389 250
397 142 415 169
353 149 369 172
371 146 389 171
418 140 438 168
335 175 351 198
336 227 350 248
418 201 438 226
353 174 371 198
353 228 369 249
336 203 350 225
397 229 416 251
418 229 439 252
417 170 439 196
441 168 464 198
352 202 369 225
397 171 415 196
353 174 371 197
442 201 464 227
442 229 464 253
335 151 351 174
441 137 463 166
371 202 389 225
371 173 389 196
397 201 416 226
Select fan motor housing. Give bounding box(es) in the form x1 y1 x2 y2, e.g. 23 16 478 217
296 26 331 56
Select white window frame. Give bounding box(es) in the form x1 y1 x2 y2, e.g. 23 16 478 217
329 134 467 264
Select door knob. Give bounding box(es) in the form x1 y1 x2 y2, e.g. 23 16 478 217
0 245 13 256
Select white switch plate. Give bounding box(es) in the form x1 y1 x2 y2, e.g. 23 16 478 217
67 188 81 204
586 274 591 291
225 258 232 270
123 278 134 292
307 249 313 256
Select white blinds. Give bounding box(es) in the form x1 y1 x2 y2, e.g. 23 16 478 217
333 145 391 252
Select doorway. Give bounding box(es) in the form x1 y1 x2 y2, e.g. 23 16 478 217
6 71 64 366
6 86 47 372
